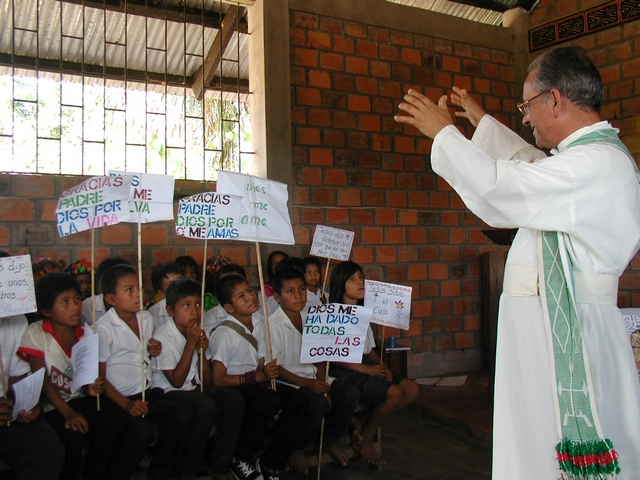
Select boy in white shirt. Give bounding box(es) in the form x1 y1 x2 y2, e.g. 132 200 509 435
209 274 307 480
81 257 130 326
154 277 244 480
97 264 197 480
147 262 183 331
271 268 359 473
203 263 248 335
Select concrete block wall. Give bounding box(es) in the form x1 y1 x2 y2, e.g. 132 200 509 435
288 8 516 376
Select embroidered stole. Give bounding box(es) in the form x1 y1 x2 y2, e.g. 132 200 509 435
541 129 634 478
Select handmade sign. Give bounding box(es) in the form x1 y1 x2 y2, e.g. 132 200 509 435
56 176 133 237
0 255 37 317
176 191 243 240
300 303 372 364
310 225 355 261
364 280 412 330
108 171 175 223
216 171 295 245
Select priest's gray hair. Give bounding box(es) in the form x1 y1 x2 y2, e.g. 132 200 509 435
528 46 603 113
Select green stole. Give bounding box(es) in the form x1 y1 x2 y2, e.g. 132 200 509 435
541 128 635 478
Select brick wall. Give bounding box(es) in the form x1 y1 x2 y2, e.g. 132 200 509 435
0 173 258 295
289 10 516 375
530 0 640 307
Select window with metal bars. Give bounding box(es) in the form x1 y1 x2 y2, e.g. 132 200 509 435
0 0 252 181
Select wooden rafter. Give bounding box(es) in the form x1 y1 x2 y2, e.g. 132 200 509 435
191 4 239 101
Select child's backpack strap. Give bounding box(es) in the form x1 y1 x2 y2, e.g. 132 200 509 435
217 320 258 351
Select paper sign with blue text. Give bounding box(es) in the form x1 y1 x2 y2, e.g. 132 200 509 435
300 303 372 364
310 225 355 261
176 191 244 240
216 171 295 245
364 280 412 330
109 171 175 223
56 176 133 237
0 255 37 317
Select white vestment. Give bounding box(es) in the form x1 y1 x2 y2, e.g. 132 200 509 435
432 116 640 479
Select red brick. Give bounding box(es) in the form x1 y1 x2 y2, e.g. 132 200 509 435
372 98 392 115
483 63 500 79
333 36 355 54
345 57 368 75
429 264 447 280
408 191 428 208
324 169 347 186
308 70 331 88
309 148 333 166
600 65 621 84
345 21 367 38
326 208 349 224
334 112 356 129
351 209 373 224
355 77 378 95
293 11 317 28
386 191 407 207
40 199 56 222
455 42 472 58
490 50 509 64
363 190 384 206
324 130 345 147
293 48 318 67
455 332 474 349
356 40 377 58
15 175 54 197
348 94 371 112
440 246 460 262
401 48 421 66
348 132 369 149
376 246 396 263
465 315 481 331
308 31 331 50
297 87 321 106
376 208 396 225
500 65 514 81
391 30 412 46
441 212 458 226
361 228 383 247
358 114 381 132
429 192 449 208
442 55 461 72
372 171 394 189
368 26 389 42
398 246 418 262
218 247 249 266
298 167 322 185
379 44 399 62
333 73 354 92
307 109 331 126
352 246 373 264
450 228 466 244
434 38 453 54
100 224 132 245
414 301 433 319
405 320 422 337
0 226 8 245
442 280 461 297
0 199 34 221
296 127 321 145
623 58 640 78
397 173 416 189
435 334 454 351
371 134 392 151
385 227 406 244
445 316 463 332
337 188 361 206
299 207 324 224
291 107 306 124
319 52 344 71
319 16 342 33
290 28 306 47
434 71 452 88
379 81 401 98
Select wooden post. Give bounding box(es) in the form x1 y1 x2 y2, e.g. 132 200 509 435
138 222 145 403
255 243 275 390
200 240 208 393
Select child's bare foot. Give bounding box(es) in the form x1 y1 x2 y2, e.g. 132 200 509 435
353 441 386 465
350 418 363 446
325 444 350 467
289 449 309 474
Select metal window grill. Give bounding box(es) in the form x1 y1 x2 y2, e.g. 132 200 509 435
0 0 252 180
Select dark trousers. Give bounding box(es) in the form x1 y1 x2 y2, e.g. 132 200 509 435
0 415 65 480
203 384 246 475
105 387 195 480
45 396 134 480
164 389 217 476
297 379 360 448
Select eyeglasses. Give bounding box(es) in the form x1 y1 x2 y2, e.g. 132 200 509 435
517 91 549 116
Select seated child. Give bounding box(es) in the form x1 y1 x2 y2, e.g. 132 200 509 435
153 277 245 480
302 256 327 306
175 255 199 280
19 272 140 480
0 310 64 480
263 251 288 298
270 268 359 474
81 257 130 326
97 264 199 480
65 259 93 300
203 263 248 334
146 262 184 330
32 257 65 282
329 261 420 466
209 274 307 480
204 254 232 312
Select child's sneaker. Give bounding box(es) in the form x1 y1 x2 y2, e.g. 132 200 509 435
230 458 263 480
256 459 280 480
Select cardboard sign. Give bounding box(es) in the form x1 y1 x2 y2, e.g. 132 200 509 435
364 280 412 330
0 255 37 316
310 225 355 261
216 171 295 245
109 171 175 223
176 191 243 240
299 303 372 364
56 176 133 237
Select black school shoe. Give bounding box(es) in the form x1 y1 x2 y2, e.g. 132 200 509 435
256 458 279 480
230 457 263 480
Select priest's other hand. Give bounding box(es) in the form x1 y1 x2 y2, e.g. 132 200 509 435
450 86 486 127
395 89 453 139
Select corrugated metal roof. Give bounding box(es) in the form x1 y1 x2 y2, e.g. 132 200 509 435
386 0 504 26
0 0 249 85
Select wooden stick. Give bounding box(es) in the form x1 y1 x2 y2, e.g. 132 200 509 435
380 325 386 366
138 222 145 403
91 229 100 411
321 258 331 303
0 342 10 427
200 239 208 393
255 242 276 390
316 360 330 480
